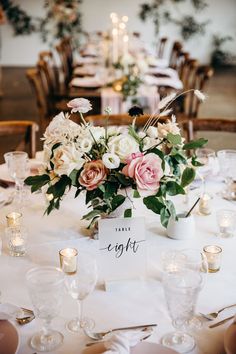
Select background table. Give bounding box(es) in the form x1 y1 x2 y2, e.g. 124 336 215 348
0 174 236 354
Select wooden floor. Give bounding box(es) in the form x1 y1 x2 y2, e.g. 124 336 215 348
0 66 236 162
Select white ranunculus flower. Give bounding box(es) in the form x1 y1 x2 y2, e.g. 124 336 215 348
108 135 139 162
52 144 85 176
107 126 121 136
89 126 105 141
44 112 66 138
142 137 158 150
102 153 120 169
146 126 158 139
80 138 93 153
67 98 92 114
157 121 180 139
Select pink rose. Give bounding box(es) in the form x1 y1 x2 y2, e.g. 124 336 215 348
122 153 163 193
67 98 92 114
79 160 107 191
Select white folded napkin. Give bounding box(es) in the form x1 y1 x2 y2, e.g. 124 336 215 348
147 67 178 78
144 75 183 90
0 303 21 320
105 330 152 353
70 77 104 88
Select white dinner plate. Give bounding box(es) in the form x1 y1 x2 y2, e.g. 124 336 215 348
0 320 20 354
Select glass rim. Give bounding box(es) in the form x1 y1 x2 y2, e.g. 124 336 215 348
26 266 65 286
59 247 78 257
203 245 222 254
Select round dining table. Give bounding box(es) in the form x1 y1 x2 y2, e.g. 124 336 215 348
0 161 236 354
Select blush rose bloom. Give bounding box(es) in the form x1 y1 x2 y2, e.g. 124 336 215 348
122 153 163 193
67 98 92 114
79 160 108 190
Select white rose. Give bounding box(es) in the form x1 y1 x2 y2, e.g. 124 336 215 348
102 153 120 169
89 126 105 141
108 135 139 162
80 138 93 153
146 126 158 139
52 144 85 176
107 126 121 136
142 137 157 150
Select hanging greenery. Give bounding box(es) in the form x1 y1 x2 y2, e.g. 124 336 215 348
0 0 83 43
1 0 37 35
211 35 235 68
40 0 83 44
139 0 209 40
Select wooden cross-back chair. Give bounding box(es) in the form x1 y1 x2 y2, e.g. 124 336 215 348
169 41 183 69
85 114 168 127
26 68 50 130
39 51 60 96
157 37 168 59
0 120 39 158
181 118 236 142
55 38 73 88
183 65 214 119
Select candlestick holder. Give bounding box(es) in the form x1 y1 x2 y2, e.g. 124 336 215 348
5 225 27 257
59 248 78 275
216 209 236 238
203 245 222 273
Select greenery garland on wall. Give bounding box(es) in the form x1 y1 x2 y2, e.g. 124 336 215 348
0 0 83 42
139 0 209 40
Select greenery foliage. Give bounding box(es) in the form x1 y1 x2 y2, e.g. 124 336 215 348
211 35 235 68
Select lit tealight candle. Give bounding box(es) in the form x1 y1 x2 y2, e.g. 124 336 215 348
198 193 212 215
6 212 22 227
203 245 222 273
6 226 27 257
59 248 78 275
216 209 236 238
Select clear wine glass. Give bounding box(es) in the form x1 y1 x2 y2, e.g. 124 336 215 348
217 150 236 200
195 148 217 191
4 151 30 206
26 266 65 352
65 253 97 333
161 269 202 353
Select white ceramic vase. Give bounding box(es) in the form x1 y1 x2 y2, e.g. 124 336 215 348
166 213 195 240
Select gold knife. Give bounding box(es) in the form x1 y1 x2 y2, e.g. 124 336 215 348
209 315 234 329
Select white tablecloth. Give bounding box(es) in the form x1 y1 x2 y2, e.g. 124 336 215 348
0 173 236 354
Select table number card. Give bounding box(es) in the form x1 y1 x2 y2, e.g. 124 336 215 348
98 217 146 287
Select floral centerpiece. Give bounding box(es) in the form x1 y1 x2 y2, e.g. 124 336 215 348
25 91 207 229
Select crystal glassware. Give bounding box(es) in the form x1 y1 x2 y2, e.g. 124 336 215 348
4 151 30 206
161 269 202 353
217 150 236 200
64 253 97 333
26 266 65 352
216 209 236 238
5 225 27 257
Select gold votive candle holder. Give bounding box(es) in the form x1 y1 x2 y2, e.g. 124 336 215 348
5 225 27 257
198 193 212 215
6 212 22 227
203 245 222 273
59 248 78 274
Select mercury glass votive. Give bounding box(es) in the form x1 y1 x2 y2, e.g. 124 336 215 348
203 245 222 273
216 209 236 238
5 225 27 257
6 212 22 227
59 248 78 275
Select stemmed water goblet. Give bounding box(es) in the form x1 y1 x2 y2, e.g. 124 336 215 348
217 149 236 200
4 151 30 206
64 253 97 333
161 269 202 353
26 266 65 352
195 148 217 191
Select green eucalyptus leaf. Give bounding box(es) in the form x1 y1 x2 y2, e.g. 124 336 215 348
111 194 125 211
124 208 132 218
82 209 102 220
166 181 185 196
160 207 170 228
167 133 182 145
181 167 196 188
133 190 141 198
143 196 164 214
25 174 50 193
183 138 208 150
69 169 79 186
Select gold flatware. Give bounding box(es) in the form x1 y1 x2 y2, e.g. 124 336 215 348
209 315 234 329
16 315 35 325
84 323 157 341
200 303 236 321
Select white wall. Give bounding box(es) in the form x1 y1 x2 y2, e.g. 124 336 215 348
1 0 236 66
